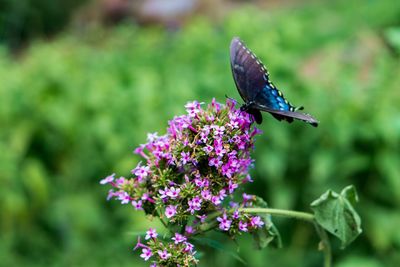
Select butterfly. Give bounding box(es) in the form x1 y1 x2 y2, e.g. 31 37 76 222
230 37 319 127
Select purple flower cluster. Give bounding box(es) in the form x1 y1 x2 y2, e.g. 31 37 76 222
101 99 266 265
135 228 198 266
215 193 264 233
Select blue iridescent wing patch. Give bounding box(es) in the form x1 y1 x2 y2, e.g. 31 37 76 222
230 37 318 127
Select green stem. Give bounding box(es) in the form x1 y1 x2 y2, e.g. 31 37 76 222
314 223 332 267
239 208 315 222
238 207 331 267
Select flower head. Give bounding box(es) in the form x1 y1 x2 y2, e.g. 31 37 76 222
172 233 187 244
140 248 153 261
217 213 232 231
145 228 158 240
157 249 172 260
165 205 177 218
102 99 261 266
100 173 115 185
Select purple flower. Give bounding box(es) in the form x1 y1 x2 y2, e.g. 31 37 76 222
211 195 221 205
229 201 239 208
157 249 171 260
185 225 195 235
232 209 240 219
181 151 191 164
145 228 158 240
185 101 203 117
141 193 154 203
209 157 222 167
106 189 115 201
218 189 227 200
158 188 168 199
217 213 232 231
250 216 265 228
197 214 207 223
228 180 238 194
101 99 262 265
132 200 143 210
118 192 131 204
147 132 159 142
215 147 227 158
202 145 213 154
243 193 254 202
165 187 180 199
244 174 254 183
212 125 225 136
183 241 195 253
165 205 177 219
201 190 212 201
171 233 187 244
115 176 126 186
188 197 202 214
194 178 206 188
239 221 248 232
140 248 153 261
132 164 150 182
100 173 115 184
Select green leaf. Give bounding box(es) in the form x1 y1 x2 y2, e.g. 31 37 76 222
251 196 282 249
384 27 400 53
310 185 362 248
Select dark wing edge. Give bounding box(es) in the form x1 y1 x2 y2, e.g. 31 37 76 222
253 104 319 127
229 37 242 65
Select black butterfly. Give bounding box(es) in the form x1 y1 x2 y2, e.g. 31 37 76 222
230 37 319 127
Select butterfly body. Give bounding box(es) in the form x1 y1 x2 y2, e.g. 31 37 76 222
230 37 318 127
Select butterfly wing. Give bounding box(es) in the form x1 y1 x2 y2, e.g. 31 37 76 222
250 102 319 127
230 37 319 127
230 37 268 103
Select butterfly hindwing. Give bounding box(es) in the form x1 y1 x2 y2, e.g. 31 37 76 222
250 103 318 127
230 37 319 127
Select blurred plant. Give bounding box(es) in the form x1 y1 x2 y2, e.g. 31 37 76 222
101 99 362 266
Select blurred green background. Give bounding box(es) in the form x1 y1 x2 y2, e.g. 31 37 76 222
1 0 400 266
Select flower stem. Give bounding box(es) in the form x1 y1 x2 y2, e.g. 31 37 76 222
314 223 332 267
239 208 315 222
239 207 331 267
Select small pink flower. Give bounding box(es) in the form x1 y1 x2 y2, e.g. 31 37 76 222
132 200 143 210
147 132 159 142
165 205 177 219
132 164 150 182
145 228 158 240
250 216 264 228
217 213 232 231
165 187 180 199
140 248 153 261
171 233 187 244
100 173 115 184
157 249 171 260
185 226 195 235
181 151 191 164
118 192 131 204
239 221 248 232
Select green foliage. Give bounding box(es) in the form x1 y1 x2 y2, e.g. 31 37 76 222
311 186 362 248
252 196 282 249
0 0 399 266
0 0 86 49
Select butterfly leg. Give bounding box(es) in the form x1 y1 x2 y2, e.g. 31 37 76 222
240 102 263 124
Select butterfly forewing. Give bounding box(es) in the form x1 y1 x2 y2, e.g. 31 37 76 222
230 37 319 127
230 37 269 102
